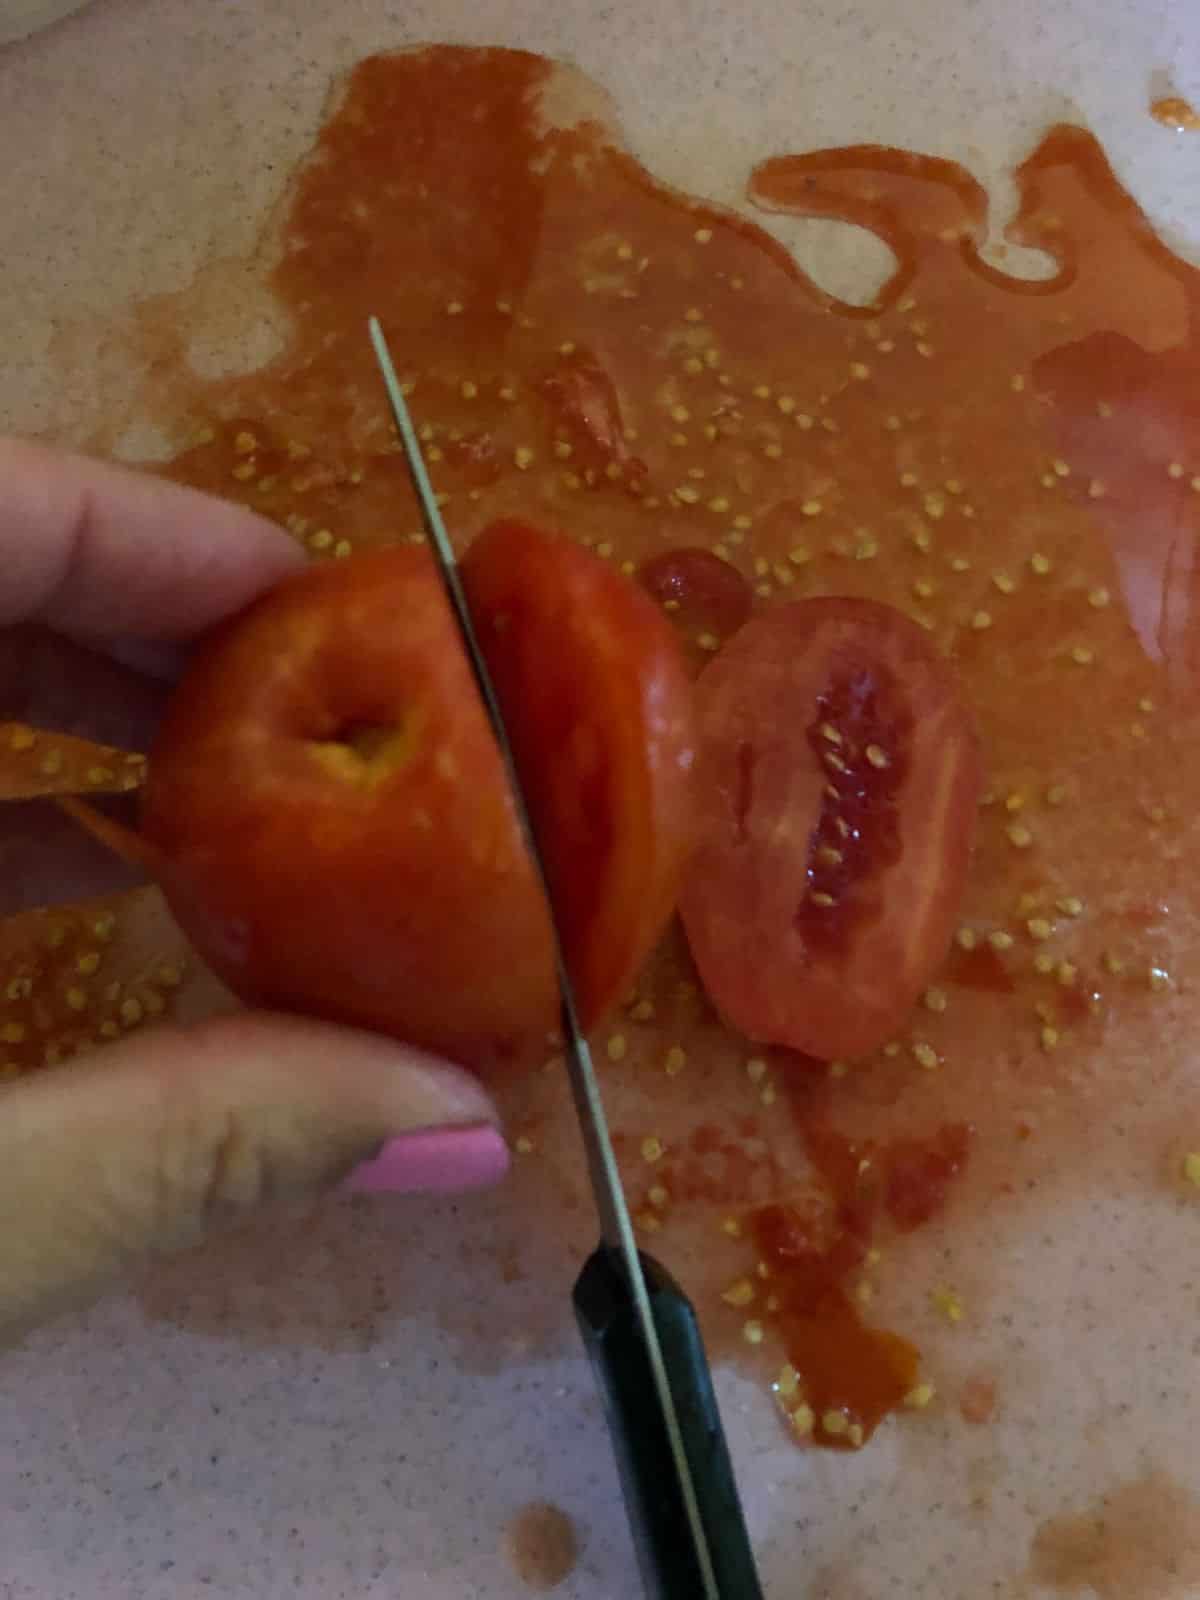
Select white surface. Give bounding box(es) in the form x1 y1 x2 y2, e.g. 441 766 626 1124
0 0 91 47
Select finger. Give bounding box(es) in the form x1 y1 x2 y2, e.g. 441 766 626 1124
0 1012 507 1344
0 437 303 639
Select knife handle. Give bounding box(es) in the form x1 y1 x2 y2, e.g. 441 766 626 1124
572 1246 764 1600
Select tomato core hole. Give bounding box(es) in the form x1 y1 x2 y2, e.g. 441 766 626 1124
308 718 419 787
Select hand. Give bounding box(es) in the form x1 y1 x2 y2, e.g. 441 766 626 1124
0 438 508 1345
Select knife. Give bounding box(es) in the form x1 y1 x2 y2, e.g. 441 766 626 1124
368 318 764 1600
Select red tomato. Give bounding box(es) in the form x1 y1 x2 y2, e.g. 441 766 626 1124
462 520 696 1028
679 597 980 1060
141 531 694 1072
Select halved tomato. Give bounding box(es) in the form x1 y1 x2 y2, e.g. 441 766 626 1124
140 547 558 1071
679 597 981 1060
139 529 694 1073
463 519 696 1028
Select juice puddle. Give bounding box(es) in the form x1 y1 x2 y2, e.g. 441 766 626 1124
4 45 1200 1453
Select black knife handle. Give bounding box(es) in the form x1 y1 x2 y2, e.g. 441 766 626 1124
573 1246 764 1599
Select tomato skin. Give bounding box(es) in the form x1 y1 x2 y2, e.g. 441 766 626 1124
463 520 696 1028
141 547 559 1072
679 597 981 1061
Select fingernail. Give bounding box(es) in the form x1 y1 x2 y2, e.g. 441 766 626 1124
342 1123 509 1196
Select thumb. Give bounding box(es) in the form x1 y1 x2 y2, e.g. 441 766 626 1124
0 1011 507 1343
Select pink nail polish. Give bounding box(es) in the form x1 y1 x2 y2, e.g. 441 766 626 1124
342 1124 509 1195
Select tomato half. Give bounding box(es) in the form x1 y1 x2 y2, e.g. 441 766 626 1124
462 520 695 1029
679 597 981 1060
140 548 558 1070
637 548 753 653
141 528 694 1072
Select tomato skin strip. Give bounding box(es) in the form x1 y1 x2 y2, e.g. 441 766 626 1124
0 721 147 802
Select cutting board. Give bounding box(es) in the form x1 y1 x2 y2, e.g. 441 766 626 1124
2 3 1199 1597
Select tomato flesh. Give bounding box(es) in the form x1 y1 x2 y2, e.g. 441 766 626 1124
679 597 981 1060
462 520 696 1028
141 530 694 1072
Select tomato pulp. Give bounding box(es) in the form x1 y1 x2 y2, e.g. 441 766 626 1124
680 597 981 1061
140 527 695 1071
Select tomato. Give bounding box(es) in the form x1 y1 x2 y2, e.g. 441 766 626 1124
462 520 696 1028
679 597 980 1061
140 530 694 1072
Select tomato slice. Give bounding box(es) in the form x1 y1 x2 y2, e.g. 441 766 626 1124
141 547 560 1072
463 519 695 1028
679 597 981 1060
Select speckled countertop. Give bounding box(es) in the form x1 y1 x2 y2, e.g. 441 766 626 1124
2 3 1199 1597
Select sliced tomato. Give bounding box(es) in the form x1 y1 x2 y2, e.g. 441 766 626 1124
463 519 695 1028
679 597 981 1060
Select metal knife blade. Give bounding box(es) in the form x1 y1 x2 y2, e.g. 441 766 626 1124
368 316 721 1599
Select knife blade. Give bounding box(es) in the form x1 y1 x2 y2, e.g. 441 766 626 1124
368 317 762 1600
